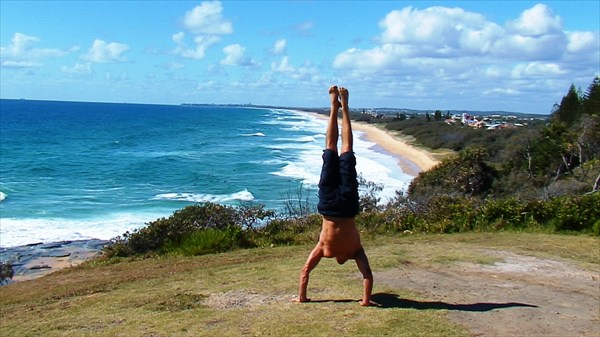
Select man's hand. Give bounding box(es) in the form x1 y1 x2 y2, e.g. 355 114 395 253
360 299 379 307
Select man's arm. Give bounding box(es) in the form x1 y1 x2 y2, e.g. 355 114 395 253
292 243 323 303
354 247 373 306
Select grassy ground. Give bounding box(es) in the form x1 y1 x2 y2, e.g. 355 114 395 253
1 233 598 337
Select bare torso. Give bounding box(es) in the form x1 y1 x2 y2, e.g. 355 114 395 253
319 216 362 264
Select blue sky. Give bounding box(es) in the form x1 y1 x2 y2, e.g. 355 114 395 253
1 1 598 114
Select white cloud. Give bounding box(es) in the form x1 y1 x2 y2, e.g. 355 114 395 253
271 56 320 82
172 32 221 59
330 4 597 113
566 31 598 53
511 62 566 78
172 1 233 61
164 61 185 70
333 4 595 76
1 60 41 68
494 4 567 60
378 6 502 56
335 4 582 72
172 31 186 44
506 4 562 36
82 39 129 63
292 21 314 36
221 44 257 66
272 39 287 55
483 88 520 96
61 62 93 75
1 33 40 55
272 56 295 73
183 1 233 35
0 32 69 68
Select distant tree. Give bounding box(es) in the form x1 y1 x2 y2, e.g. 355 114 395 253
358 175 383 212
583 76 600 116
425 112 431 122
552 84 582 125
408 147 497 200
434 110 443 121
445 111 451 119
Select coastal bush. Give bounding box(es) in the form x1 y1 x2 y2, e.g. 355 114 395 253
251 214 321 247
103 191 598 260
374 191 599 235
477 198 527 230
0 262 14 285
104 202 275 257
358 174 383 212
280 183 316 218
165 226 246 256
545 193 600 232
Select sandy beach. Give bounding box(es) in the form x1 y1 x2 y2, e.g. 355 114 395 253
302 111 441 176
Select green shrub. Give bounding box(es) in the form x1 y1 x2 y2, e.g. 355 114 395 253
104 202 274 257
547 193 600 232
166 226 245 256
0 261 14 285
476 198 526 230
252 214 321 246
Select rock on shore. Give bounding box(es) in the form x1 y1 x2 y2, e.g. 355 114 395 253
0 239 109 285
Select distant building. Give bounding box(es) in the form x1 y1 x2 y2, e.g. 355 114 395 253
462 113 477 126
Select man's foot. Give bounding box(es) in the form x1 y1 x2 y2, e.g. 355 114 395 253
329 85 340 111
339 87 349 109
291 297 311 303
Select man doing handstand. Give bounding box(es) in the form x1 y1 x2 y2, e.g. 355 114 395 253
292 86 373 306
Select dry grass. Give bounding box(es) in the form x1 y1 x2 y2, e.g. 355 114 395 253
1 233 597 337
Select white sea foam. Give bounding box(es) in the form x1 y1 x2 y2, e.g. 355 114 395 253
264 143 319 150
269 112 413 203
0 192 6 202
242 132 265 137
0 212 159 248
275 135 317 143
153 189 255 203
251 159 285 166
272 161 321 187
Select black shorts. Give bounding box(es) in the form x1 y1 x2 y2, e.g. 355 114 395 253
317 149 360 218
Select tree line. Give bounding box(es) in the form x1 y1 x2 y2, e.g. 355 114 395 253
406 76 599 201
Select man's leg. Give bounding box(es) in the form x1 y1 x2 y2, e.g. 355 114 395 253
338 86 359 216
339 87 353 154
318 86 342 216
326 85 340 152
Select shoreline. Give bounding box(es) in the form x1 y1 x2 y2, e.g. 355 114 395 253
300 110 440 176
1 239 108 285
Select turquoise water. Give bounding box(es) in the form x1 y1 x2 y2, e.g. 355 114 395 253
0 99 412 247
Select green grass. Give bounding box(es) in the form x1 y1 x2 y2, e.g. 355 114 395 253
1 233 597 337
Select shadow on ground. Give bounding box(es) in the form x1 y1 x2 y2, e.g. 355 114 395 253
371 293 538 311
306 293 538 311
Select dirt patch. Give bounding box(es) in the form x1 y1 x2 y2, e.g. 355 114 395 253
206 290 284 310
376 250 600 337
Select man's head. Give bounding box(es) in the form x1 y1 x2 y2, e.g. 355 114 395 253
336 256 349 265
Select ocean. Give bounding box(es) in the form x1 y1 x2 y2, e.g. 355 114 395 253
0 99 413 248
